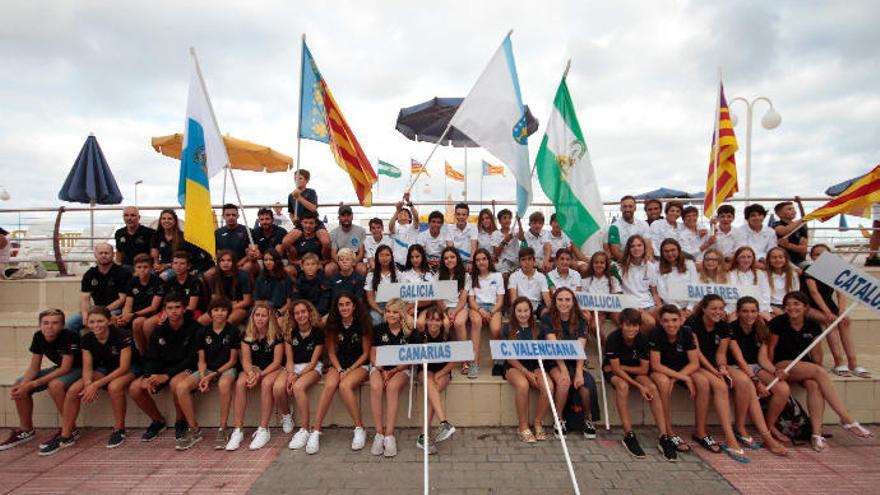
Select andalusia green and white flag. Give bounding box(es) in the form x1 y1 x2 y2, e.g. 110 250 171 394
535 77 604 247
377 159 403 178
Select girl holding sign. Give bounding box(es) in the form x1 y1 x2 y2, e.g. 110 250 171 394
765 247 799 316
729 247 772 322
581 251 622 337
366 245 399 325
504 297 554 444
403 244 434 330
438 246 480 378
369 298 412 457
768 292 873 452
275 300 325 454
410 306 457 454
469 248 505 376
619 235 660 333
656 239 699 318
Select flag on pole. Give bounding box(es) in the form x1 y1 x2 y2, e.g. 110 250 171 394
299 40 377 206
377 159 402 178
176 51 229 258
448 32 531 217
804 164 880 222
411 158 429 176
535 76 604 247
482 159 505 176
703 84 739 217
445 161 465 182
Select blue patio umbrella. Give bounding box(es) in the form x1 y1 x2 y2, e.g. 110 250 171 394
58 134 123 247
635 187 704 200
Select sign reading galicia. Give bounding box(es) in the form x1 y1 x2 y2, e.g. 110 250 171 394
375 341 474 367
489 340 587 361
806 252 880 313
573 292 638 313
376 281 459 303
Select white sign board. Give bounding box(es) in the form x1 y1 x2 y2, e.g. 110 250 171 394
489 340 587 361
669 282 759 304
375 341 475 367
573 292 638 312
376 281 459 303
807 252 880 314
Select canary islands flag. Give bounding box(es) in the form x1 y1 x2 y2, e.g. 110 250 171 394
176 50 229 258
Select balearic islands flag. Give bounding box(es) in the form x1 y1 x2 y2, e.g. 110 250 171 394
703 84 739 217
448 32 531 217
176 51 230 258
804 164 880 222
535 76 604 248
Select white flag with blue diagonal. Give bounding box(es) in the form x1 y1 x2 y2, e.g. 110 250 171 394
449 32 531 217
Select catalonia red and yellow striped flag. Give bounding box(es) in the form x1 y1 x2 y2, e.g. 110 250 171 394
445 161 465 182
703 85 739 217
411 158 429 176
804 164 880 222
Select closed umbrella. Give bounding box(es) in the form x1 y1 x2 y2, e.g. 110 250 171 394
58 134 123 248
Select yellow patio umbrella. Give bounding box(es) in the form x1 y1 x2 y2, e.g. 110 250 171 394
151 133 293 172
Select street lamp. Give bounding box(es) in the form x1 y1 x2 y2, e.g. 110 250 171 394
729 96 781 204
0 185 9 201
134 180 143 206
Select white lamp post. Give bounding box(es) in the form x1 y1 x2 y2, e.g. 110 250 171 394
729 96 781 205
0 185 9 201
134 180 143 206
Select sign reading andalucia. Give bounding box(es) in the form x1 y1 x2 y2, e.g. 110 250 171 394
489 340 587 361
669 282 759 304
806 252 880 313
376 280 458 303
375 341 475 367
573 292 638 312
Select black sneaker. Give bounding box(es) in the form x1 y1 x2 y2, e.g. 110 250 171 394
554 420 568 439
142 420 167 442
583 420 597 439
38 435 74 456
175 428 203 451
39 430 61 449
658 435 678 462
622 431 645 458
174 420 188 440
107 429 126 449
70 428 81 442
492 363 505 377
0 429 35 451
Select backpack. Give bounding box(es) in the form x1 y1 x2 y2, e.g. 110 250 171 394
563 385 586 432
770 396 812 442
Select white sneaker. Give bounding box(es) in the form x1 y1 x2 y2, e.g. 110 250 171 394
351 427 367 451
370 433 385 456
305 430 321 454
383 434 397 457
288 428 310 450
225 428 244 451
280 414 294 434
249 427 271 450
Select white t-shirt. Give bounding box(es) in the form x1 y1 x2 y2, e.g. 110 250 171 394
523 229 551 262
548 231 572 257
439 272 471 309
657 260 698 309
508 269 550 305
582 275 622 294
469 272 505 305
477 229 503 256
547 268 582 291
400 269 435 284
391 222 420 266
649 219 680 256
607 217 651 250
497 227 521 263
365 270 395 294
730 269 772 312
445 223 478 261
619 261 658 308
733 224 778 261
678 227 707 261
768 271 799 306
711 226 737 259
364 234 393 262
417 228 450 261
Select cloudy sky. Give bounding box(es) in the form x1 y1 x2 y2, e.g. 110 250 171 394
1 0 878 226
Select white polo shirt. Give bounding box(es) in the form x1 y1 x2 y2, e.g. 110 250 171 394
364 234 393 262
619 261 658 308
657 260 698 309
607 217 651 250
417 228 450 261
523 228 551 263
732 224 778 261
400 269 435 284
711 226 737 259
548 231 572 257
439 272 471 309
730 269 772 312
678 228 707 261
649 219 681 256
469 271 505 305
582 275 622 294
445 223 478 262
497 227 521 264
391 222 420 266
508 268 550 305
769 271 799 306
547 268 582 291
477 229 503 256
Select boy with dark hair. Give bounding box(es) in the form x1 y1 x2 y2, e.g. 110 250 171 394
116 253 162 337
520 211 552 272
285 169 331 259
290 253 332 316
771 199 808 266
446 203 478 264
507 247 550 315
733 203 777 266
363 217 391 273
705 204 737 263
140 250 202 352
0 309 82 451
495 209 520 274
389 192 420 269
418 210 452 270
644 199 663 225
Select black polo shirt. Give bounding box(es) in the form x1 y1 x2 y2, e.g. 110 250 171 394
372 323 408 370
126 273 162 313
772 220 808 265
150 232 180 264
686 315 731 367
159 274 202 300
603 329 649 369
335 320 369 369
294 235 323 259
215 224 250 260
252 224 287 255
81 264 128 306
769 314 822 364
197 324 240 371
213 270 251 302
289 328 325 365
540 314 587 368
648 326 696 372
30 329 82 367
114 225 155 265
729 321 761 365
409 330 448 372
328 271 366 302
81 327 134 372
243 335 281 369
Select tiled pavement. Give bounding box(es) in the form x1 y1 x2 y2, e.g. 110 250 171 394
1 425 877 494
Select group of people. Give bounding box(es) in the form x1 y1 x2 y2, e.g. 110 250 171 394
0 170 874 464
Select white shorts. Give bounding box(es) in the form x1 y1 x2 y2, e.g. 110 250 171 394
370 366 413 378
294 362 323 376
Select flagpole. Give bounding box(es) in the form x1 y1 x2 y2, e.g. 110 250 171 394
292 34 306 220
529 58 571 178
711 67 722 217
463 147 468 200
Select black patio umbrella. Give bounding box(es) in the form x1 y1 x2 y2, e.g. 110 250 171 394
396 97 539 147
825 173 867 197
58 134 123 247
635 187 705 200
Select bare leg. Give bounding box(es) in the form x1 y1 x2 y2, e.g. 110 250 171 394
313 370 339 431
128 378 164 422
636 375 668 437
60 379 86 437
292 371 321 429
534 372 554 427
506 369 531 431
369 370 386 435
339 368 369 428
174 374 200 428
259 370 282 428
650 372 675 437
232 374 251 429
548 367 571 417
383 372 409 436
691 372 711 438
611 376 633 432
108 373 136 430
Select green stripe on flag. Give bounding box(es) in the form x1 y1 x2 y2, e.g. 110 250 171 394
378 159 402 178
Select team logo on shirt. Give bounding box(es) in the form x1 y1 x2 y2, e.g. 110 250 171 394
158 338 166 346
111 346 119 355
91 279 99 286
160 241 166 248
222 336 231 346
132 288 140 295
675 343 683 353
205 335 213 345
381 333 389 343
291 338 300 347
251 343 259 351
119 237 126 243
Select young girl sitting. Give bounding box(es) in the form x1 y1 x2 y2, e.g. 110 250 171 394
504 297 554 443
225 302 284 451
581 251 622 334
369 298 412 457
656 239 698 319
619 235 660 333
437 246 480 378
469 248 505 376
410 306 457 454
275 300 325 454
201 250 253 326
765 246 799 316
366 245 398 325
729 246 772 322
698 248 729 284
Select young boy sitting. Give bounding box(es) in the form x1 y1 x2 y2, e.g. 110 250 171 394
328 248 366 303
0 309 82 451
290 252 332 317
507 247 551 316
363 218 392 275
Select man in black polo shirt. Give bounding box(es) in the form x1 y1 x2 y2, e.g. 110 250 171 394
68 243 129 333
215 204 255 272
251 207 287 260
772 200 808 267
114 207 156 271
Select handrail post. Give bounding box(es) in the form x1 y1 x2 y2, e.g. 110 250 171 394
53 206 70 276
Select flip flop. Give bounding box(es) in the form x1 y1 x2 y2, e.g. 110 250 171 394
735 433 761 450
841 422 874 438
692 434 721 454
811 434 828 452
852 366 872 379
832 365 853 377
720 445 751 463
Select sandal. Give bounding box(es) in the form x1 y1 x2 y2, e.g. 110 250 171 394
518 429 537 444
670 434 691 452
811 434 828 452
692 434 721 454
533 426 547 441
841 422 874 438
852 366 872 379
735 433 761 450
720 445 751 463
832 365 853 377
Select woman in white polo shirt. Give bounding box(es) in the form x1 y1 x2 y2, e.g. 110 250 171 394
656 239 698 319
619 235 660 333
